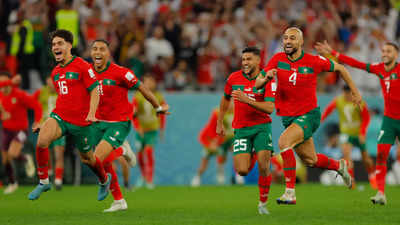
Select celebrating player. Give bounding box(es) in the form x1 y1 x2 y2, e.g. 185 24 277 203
255 27 361 205
132 74 167 189
191 104 234 187
34 76 67 190
0 72 40 194
90 39 169 211
28 29 110 201
321 85 376 189
217 46 276 215
315 40 400 205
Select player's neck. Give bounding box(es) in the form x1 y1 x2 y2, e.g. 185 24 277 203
60 54 73 66
384 61 397 72
95 61 109 73
287 49 303 62
249 68 260 79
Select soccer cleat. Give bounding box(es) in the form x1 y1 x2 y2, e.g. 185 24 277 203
25 154 36 178
371 192 387 205
235 173 245 185
191 176 200 187
4 183 19 194
146 182 155 190
277 189 296 205
98 173 112 201
54 179 63 191
28 183 51 200
338 159 352 188
103 199 128 212
121 141 136 167
258 202 270 215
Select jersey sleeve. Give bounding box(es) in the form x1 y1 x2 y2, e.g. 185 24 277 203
260 54 279 77
224 75 233 99
359 102 371 137
314 55 335 73
19 91 43 123
82 63 99 92
264 79 276 102
337 53 381 75
321 98 337 122
121 69 141 90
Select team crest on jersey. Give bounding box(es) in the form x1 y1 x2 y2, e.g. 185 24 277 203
125 72 135 81
391 73 398 80
114 131 120 136
11 97 17 104
88 69 96 78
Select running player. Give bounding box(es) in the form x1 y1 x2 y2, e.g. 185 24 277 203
315 40 400 205
217 46 276 215
132 74 167 189
255 27 361 204
34 76 67 190
321 85 376 189
28 29 110 201
90 39 169 212
0 72 40 194
191 104 234 187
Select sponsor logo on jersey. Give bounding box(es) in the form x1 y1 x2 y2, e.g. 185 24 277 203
109 136 116 141
125 72 135 81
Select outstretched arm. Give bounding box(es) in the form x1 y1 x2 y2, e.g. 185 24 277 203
321 99 337 122
332 62 362 106
137 84 169 114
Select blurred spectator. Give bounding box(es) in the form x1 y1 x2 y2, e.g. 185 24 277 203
165 60 191 91
56 0 80 50
145 25 174 66
126 42 145 80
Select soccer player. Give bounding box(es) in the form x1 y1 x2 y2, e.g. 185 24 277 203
255 27 361 205
28 29 110 201
34 76 67 190
191 104 234 187
132 74 167 189
90 39 169 212
321 85 376 189
0 72 40 194
315 40 400 205
217 46 276 215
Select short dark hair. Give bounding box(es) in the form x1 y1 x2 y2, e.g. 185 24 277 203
242 46 260 56
50 29 73 44
0 71 11 78
385 42 399 52
91 39 110 47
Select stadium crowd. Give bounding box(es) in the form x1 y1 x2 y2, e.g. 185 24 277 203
0 0 398 93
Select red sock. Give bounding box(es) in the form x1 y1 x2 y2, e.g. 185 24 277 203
137 151 146 178
376 144 391 193
89 156 107 183
36 146 49 179
104 162 123 200
249 153 258 171
281 149 296 189
258 174 272 203
144 146 154 183
55 167 64 180
103 147 123 164
5 162 15 184
315 153 339 170
348 167 354 179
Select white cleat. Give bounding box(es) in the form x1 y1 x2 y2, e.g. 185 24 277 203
191 175 201 187
146 182 155 190
371 192 387 205
235 173 245 185
121 141 136 167
217 174 225 185
103 199 128 212
25 154 36 178
258 202 270 215
4 183 18 194
277 189 296 205
338 159 352 189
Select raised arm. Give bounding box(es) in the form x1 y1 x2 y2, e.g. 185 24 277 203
332 62 362 106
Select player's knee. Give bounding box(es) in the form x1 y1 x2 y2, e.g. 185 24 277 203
37 137 51 148
236 166 249 176
278 138 291 151
303 157 317 167
258 166 269 177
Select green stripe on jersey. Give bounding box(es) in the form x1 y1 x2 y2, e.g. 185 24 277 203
366 63 371 73
260 70 266 77
87 81 99 92
328 59 334 72
253 87 265 94
66 72 79 80
232 85 244 91
54 74 60 82
130 80 141 90
378 73 384 79
264 97 275 102
277 61 291 71
103 79 117 86
298 66 314 74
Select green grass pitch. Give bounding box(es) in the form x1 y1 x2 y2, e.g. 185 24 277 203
1 184 399 225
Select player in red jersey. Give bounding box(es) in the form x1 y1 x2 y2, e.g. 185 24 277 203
217 46 276 215
28 30 110 201
255 27 361 205
315 40 400 205
0 72 40 194
90 39 169 212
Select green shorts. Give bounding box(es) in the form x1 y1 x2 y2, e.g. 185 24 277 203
233 123 273 156
282 107 321 142
135 130 159 150
50 112 92 153
49 136 66 149
202 137 234 158
92 121 131 149
378 116 400 145
339 134 366 152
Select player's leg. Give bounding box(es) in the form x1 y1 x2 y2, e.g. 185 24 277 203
28 117 63 200
191 147 211 187
2 130 16 194
358 140 376 189
8 131 34 179
216 154 226 185
54 140 65 190
117 157 131 189
341 141 354 188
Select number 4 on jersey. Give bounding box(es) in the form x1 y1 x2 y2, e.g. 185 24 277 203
289 71 297 85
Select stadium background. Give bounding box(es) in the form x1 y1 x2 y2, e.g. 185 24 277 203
0 0 399 186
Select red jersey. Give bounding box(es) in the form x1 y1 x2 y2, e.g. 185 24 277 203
224 70 276 129
338 53 400 120
0 87 42 130
95 62 140 122
199 109 224 146
51 56 98 126
262 51 334 116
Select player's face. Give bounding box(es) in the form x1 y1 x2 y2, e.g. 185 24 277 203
381 45 398 65
52 37 72 63
282 30 302 56
91 41 110 69
241 52 260 74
